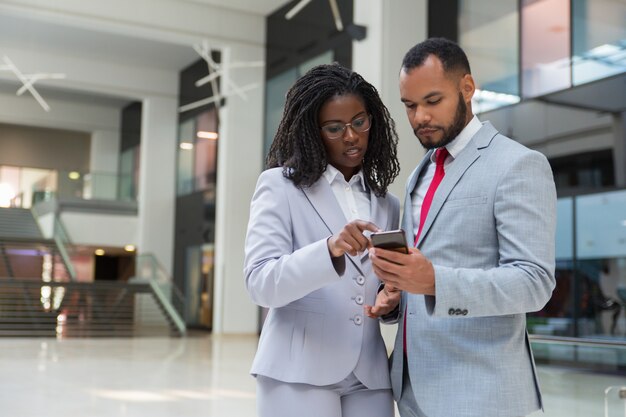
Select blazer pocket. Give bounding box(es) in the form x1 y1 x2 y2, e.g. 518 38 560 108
284 296 326 313
444 195 487 209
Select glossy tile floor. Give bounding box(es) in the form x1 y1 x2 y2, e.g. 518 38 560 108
1 334 624 417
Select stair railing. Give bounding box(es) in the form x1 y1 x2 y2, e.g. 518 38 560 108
134 254 186 336
52 217 76 281
30 199 76 281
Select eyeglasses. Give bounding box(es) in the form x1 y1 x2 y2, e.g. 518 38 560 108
320 114 372 140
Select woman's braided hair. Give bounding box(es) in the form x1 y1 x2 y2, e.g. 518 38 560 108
266 63 400 197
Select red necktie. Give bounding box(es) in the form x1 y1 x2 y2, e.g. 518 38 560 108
414 147 449 246
404 147 449 354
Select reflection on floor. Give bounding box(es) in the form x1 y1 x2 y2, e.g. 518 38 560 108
0 334 624 417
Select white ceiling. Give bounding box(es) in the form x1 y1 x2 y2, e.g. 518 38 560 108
0 0 292 108
0 13 201 72
181 0 288 16
0 0 291 71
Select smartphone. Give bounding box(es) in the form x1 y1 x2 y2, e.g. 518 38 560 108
370 229 409 254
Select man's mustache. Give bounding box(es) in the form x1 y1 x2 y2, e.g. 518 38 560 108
414 125 441 134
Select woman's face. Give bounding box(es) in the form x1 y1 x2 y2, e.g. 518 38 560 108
318 94 370 181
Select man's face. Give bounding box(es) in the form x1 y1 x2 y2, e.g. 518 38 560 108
399 55 474 150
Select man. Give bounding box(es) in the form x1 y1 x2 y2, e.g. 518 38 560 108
365 38 556 417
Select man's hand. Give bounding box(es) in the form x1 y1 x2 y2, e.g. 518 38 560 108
369 246 436 295
365 285 401 318
327 220 380 257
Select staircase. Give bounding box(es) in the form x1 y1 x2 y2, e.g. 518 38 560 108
0 208 44 239
0 207 187 338
0 279 184 337
0 207 73 281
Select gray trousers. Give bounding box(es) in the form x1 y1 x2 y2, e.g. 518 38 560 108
257 373 393 417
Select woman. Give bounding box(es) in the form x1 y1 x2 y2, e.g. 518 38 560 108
244 63 400 417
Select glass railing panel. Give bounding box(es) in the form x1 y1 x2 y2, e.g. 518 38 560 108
82 172 119 200
528 197 575 337
135 253 186 320
530 189 626 350
53 217 76 279
30 170 136 204
575 190 626 340
531 338 626 372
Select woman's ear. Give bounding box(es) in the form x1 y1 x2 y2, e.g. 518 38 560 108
460 73 475 103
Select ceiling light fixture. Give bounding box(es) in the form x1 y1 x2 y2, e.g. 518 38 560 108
178 40 263 114
0 55 66 112
197 131 218 140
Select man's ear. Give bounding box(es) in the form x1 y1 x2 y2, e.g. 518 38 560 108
460 74 475 103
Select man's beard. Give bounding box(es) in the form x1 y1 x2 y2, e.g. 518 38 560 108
418 92 468 150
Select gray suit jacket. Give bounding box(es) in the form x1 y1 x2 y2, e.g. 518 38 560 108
390 122 556 417
245 167 400 388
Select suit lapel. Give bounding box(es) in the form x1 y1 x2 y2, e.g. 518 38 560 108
370 190 389 232
415 123 498 247
301 178 366 268
302 179 347 236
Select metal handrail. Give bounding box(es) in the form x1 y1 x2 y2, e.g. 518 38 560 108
530 334 626 349
604 386 626 417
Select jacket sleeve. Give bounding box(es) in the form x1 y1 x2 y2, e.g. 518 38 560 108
243 171 342 308
426 150 557 317
379 193 402 324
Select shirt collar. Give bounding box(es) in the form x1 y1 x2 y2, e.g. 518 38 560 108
432 115 482 161
323 164 367 190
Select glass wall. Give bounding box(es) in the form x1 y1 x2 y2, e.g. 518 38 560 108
458 0 625 110
529 189 626 368
521 0 571 97
118 146 139 201
177 118 195 195
458 0 521 113
263 51 334 158
176 108 219 196
184 243 215 328
572 0 626 85
174 105 219 330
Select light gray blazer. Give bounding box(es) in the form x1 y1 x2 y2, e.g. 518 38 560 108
389 122 556 417
244 167 400 388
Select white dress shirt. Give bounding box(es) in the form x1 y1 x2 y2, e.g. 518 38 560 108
410 116 482 239
323 164 371 223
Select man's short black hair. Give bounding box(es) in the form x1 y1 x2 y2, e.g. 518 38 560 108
402 37 471 76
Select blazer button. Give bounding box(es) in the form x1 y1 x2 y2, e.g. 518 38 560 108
355 276 365 285
448 308 455 316
355 295 364 305
455 309 462 315
353 315 363 325
462 309 468 315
